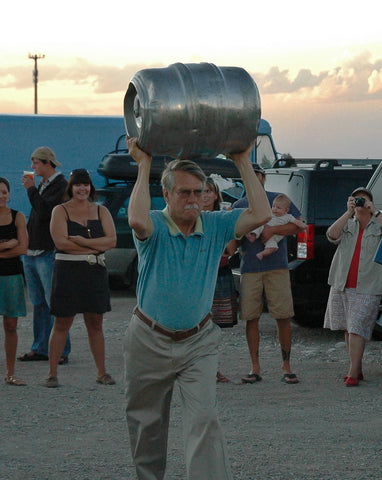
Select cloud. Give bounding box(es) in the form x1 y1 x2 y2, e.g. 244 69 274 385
253 50 382 102
0 59 164 94
2 51 382 115
255 66 328 94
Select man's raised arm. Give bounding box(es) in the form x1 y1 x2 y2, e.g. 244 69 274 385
127 137 154 240
229 145 271 238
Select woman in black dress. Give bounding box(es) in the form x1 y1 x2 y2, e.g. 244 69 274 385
46 169 116 388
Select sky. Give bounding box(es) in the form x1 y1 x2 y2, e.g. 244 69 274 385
1 0 382 158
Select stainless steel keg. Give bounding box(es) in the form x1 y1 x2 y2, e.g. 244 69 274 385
124 62 261 159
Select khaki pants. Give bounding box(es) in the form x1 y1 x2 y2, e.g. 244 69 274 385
240 269 294 321
124 313 233 480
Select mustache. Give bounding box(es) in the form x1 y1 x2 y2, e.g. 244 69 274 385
184 204 200 211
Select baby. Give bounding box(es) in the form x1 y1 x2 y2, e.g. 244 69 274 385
246 193 307 260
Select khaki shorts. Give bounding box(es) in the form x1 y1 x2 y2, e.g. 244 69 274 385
240 269 294 321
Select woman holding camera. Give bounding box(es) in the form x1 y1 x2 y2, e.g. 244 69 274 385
324 187 382 386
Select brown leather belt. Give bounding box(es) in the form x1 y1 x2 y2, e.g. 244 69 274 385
134 307 211 341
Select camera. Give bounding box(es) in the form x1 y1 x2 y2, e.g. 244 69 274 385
355 197 365 207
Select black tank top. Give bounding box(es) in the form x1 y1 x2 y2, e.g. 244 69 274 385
0 209 23 276
57 205 105 253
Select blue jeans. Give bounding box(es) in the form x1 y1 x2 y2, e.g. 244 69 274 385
23 252 71 357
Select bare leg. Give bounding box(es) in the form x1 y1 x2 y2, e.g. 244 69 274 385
3 317 18 377
347 333 365 379
245 318 261 375
276 318 298 382
84 313 106 377
48 317 74 378
344 331 349 352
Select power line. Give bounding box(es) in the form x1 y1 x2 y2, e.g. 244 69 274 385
28 53 45 114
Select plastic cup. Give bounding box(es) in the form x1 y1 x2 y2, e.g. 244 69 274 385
220 201 232 210
24 171 34 180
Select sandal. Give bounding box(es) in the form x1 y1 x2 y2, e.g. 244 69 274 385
17 352 49 362
96 373 116 385
45 376 59 388
281 373 299 384
241 372 262 384
216 371 230 383
5 375 26 386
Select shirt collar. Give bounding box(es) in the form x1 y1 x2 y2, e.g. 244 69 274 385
162 206 204 236
40 171 60 187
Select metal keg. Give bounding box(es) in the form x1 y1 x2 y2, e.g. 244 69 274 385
124 62 261 159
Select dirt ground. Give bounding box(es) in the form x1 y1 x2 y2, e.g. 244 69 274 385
1 289 382 480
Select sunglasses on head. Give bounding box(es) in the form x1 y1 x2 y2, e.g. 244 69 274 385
70 168 89 176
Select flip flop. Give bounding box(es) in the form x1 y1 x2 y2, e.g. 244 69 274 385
216 372 230 383
281 373 299 384
241 373 262 384
17 352 49 362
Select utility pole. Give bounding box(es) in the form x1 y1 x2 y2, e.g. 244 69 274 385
28 53 45 114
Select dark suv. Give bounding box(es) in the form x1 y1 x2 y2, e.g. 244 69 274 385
263 158 379 327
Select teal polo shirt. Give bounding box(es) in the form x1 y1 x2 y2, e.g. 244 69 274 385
134 207 244 330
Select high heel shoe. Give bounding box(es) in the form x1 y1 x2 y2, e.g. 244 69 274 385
345 376 359 387
343 373 364 382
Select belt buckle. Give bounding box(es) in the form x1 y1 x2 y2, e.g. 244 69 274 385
173 326 196 341
87 254 97 265
173 331 183 341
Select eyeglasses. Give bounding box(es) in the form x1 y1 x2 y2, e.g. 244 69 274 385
175 188 204 199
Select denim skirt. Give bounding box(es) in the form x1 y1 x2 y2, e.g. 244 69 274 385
0 274 26 317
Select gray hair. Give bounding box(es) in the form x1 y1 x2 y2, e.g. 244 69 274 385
161 159 206 192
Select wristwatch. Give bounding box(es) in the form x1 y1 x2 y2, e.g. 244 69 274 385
374 210 381 218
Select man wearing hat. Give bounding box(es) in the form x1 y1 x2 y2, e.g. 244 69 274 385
18 146 71 363
233 164 303 385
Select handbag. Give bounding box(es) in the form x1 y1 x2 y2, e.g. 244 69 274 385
374 239 382 265
228 251 241 269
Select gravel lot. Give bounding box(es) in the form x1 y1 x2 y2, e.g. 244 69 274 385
2 290 382 480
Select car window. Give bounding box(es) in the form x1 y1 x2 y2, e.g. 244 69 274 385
313 172 374 223
255 135 277 169
264 172 305 212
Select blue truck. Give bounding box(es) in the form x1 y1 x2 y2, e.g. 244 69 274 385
0 113 125 215
0 113 276 217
